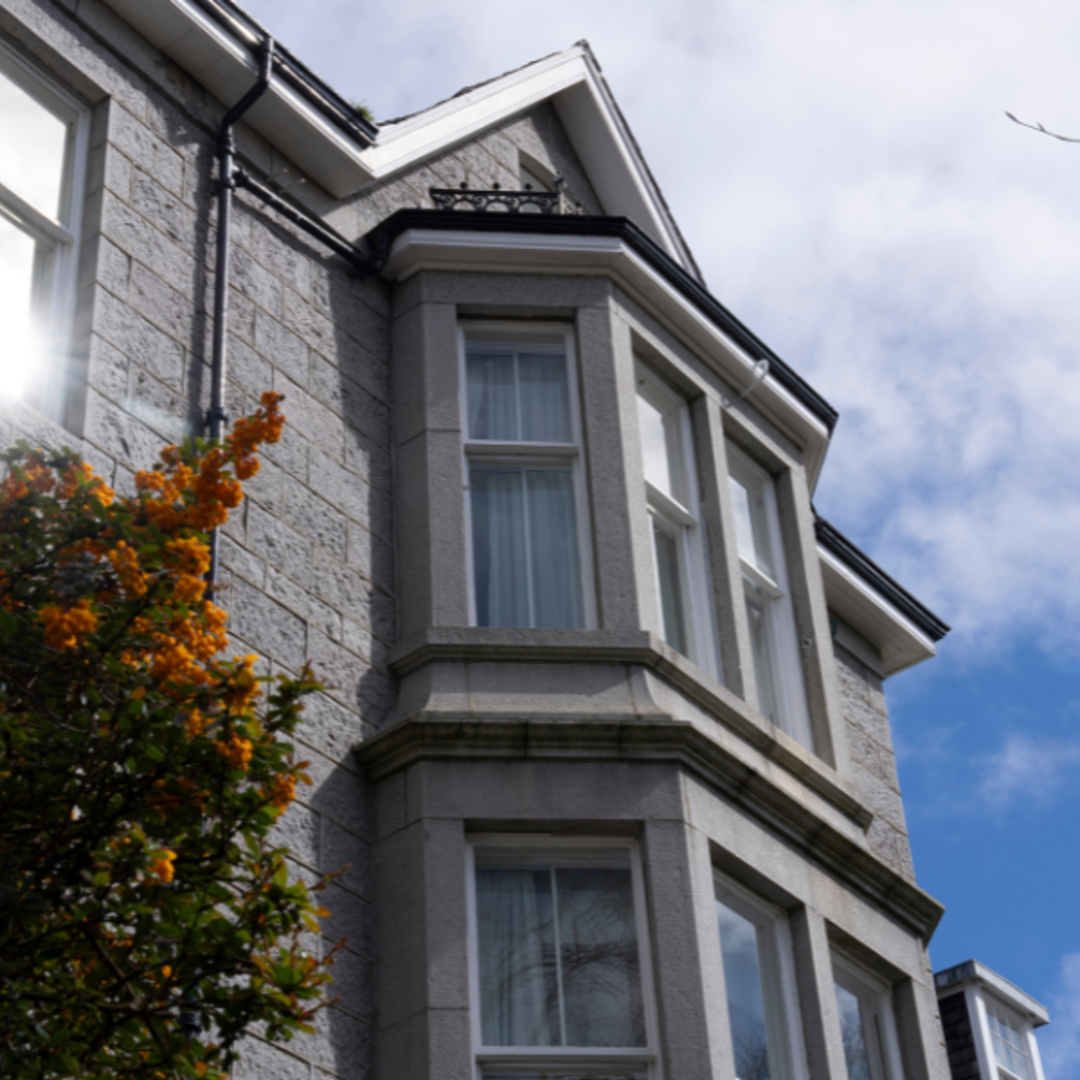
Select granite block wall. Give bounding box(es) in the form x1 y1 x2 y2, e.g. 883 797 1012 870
0 3 407 1076
833 636 916 879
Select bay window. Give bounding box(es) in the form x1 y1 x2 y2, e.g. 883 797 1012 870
462 325 591 629
714 875 803 1080
468 839 658 1079
0 41 87 416
635 365 718 678
726 444 811 747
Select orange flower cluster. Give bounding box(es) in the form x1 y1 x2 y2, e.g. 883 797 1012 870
264 773 297 811
146 849 176 885
106 541 149 600
182 708 210 739
216 732 253 772
221 654 260 715
39 598 99 651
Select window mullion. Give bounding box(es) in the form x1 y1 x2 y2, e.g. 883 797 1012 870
549 866 568 1048
0 179 72 245
513 350 523 442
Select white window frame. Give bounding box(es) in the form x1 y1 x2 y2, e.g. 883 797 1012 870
713 873 807 1080
460 322 596 630
636 364 720 679
0 38 89 420
831 952 904 1080
726 443 811 747
976 993 1045 1080
466 835 662 1080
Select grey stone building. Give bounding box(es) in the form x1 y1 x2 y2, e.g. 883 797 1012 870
0 1 956 1077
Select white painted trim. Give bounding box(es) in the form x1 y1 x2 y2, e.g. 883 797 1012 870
459 322 597 631
100 0 377 198
713 872 809 1080
817 545 936 677
98 4 696 273
367 46 693 269
466 835 662 1079
0 36 89 421
383 228 832 480
368 50 589 176
636 363 720 680
728 444 813 749
832 952 905 1080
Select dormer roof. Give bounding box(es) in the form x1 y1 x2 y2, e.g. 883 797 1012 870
365 42 703 279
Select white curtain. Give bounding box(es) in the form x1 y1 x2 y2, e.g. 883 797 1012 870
518 351 571 442
471 467 582 629
525 470 582 629
471 468 529 627
477 868 559 1047
468 351 516 440
467 345 571 444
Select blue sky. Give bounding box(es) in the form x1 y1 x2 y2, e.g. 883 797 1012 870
238 0 1080 1070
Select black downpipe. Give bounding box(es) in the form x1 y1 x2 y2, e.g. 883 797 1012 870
205 35 274 602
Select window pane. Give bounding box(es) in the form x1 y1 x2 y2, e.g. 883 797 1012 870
0 65 69 218
989 1009 1030 1080
526 470 583 629
0 215 40 399
519 351 571 442
745 581 779 724
835 982 873 1080
471 468 530 627
468 349 518 440
717 900 775 1080
466 334 571 443
637 392 675 498
653 519 687 655
477 868 560 1047
471 468 583 629
556 868 646 1048
729 472 774 579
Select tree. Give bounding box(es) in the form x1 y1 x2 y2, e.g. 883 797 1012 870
0 392 335 1079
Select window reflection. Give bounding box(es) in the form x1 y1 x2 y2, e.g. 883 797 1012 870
717 899 774 1080
835 981 873 1080
476 863 646 1049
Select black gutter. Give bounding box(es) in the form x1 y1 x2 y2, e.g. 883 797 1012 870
187 0 378 146
233 168 385 275
368 209 840 434
815 517 950 642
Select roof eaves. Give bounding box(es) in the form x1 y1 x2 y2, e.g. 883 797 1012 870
574 40 705 285
815 518 950 643
379 47 568 127
186 0 378 144
368 208 838 433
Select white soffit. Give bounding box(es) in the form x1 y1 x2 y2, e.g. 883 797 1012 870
365 47 695 273
100 0 376 197
818 545 936 676
382 227 831 474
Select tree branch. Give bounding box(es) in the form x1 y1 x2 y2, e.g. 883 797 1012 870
1006 111 1080 143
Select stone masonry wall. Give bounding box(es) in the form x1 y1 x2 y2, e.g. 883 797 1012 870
0 2 409 1077
833 636 916 879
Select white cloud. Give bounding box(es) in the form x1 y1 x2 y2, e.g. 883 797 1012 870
1040 951 1080 1080
242 0 1080 657
978 734 1080 811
